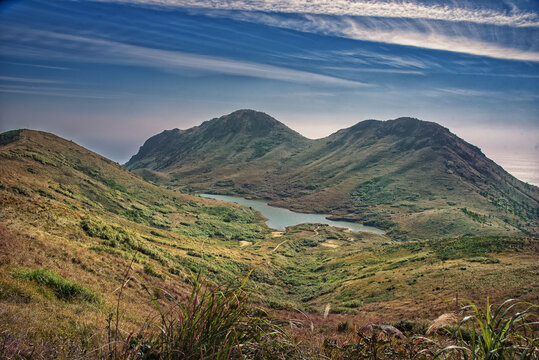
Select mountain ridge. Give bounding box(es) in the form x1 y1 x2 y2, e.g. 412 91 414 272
126 109 308 171
126 110 539 239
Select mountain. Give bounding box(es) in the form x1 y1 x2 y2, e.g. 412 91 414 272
126 109 310 187
127 110 539 239
1 129 537 357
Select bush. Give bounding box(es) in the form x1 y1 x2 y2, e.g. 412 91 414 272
337 320 349 332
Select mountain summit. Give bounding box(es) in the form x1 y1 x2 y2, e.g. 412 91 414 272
126 110 308 171
127 111 538 239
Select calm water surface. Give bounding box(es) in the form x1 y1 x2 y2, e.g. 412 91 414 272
198 193 385 235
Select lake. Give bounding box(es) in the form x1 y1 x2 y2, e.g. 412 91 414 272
198 193 385 235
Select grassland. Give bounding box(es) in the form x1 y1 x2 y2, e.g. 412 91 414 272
0 129 537 358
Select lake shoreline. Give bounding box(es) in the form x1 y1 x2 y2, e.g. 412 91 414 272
198 193 385 235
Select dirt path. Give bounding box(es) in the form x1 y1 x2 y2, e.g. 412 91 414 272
271 239 288 253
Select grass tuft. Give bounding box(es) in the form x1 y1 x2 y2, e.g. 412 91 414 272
129 270 297 359
424 297 538 359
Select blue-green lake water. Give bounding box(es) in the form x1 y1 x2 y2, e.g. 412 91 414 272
198 193 385 235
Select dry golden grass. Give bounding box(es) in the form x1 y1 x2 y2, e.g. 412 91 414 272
1 129 537 358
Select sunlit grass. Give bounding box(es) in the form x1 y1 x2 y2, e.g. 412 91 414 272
420 298 538 359
11 267 99 303
114 270 297 359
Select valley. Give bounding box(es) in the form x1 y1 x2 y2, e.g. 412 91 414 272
198 193 385 234
0 126 537 358
127 110 539 240
2 0 538 356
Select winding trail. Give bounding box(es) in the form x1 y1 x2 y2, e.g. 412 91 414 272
271 239 288 253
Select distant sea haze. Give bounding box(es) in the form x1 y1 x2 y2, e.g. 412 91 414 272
494 153 539 187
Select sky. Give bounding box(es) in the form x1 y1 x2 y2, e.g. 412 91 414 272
0 0 538 184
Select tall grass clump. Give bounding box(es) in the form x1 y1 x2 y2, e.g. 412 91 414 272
132 270 296 359
423 297 538 359
12 267 98 303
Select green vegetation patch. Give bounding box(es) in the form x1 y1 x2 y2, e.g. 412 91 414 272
74 165 128 193
123 209 144 223
143 263 164 278
201 205 255 223
101 179 127 193
428 236 521 261
0 129 21 146
461 208 487 223
82 218 166 263
81 217 132 244
11 268 98 303
382 236 522 263
0 281 33 303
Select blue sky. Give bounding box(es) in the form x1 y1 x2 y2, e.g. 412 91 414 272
0 0 538 183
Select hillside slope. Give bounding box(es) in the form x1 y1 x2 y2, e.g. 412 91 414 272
1 129 537 358
126 109 310 189
127 111 539 239
0 128 275 355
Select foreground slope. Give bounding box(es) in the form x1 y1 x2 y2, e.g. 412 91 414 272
0 129 274 355
1 129 537 358
127 110 539 239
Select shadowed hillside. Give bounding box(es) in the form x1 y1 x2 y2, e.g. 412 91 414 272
127 110 539 239
126 109 310 187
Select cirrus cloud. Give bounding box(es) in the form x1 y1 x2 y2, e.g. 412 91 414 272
93 0 539 27
90 0 539 62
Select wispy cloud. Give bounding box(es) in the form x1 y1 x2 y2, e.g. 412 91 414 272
95 0 539 27
0 61 72 70
0 85 121 99
322 66 425 75
333 49 432 69
217 12 539 62
1 28 366 87
430 87 503 97
93 0 539 62
338 18 539 62
0 76 64 84
425 87 539 102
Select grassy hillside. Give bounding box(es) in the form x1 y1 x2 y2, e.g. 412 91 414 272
0 129 272 356
126 109 310 188
126 110 539 239
0 129 537 358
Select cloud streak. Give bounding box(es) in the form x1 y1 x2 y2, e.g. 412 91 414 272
215 11 539 62
0 76 64 84
1 28 366 87
92 0 539 62
0 87 116 99
95 0 539 27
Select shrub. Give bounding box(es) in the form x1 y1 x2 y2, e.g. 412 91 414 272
123 209 142 223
